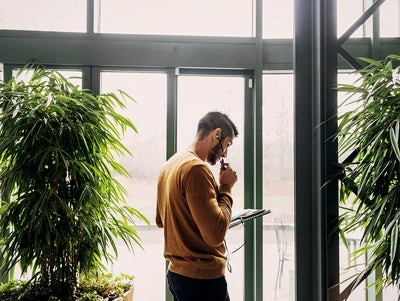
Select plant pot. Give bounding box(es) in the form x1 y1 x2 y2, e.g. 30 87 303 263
123 285 134 301
110 285 134 301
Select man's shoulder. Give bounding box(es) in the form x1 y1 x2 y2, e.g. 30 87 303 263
165 152 210 178
168 151 203 166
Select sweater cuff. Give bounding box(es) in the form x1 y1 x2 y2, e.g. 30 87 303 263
219 184 232 195
218 184 233 206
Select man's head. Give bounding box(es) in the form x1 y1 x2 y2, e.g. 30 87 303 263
196 111 239 165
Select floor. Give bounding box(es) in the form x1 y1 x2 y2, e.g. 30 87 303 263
11 224 399 300
109 225 284 301
109 225 399 301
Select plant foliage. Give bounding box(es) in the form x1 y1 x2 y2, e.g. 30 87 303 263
337 54 400 298
0 63 148 300
0 273 134 301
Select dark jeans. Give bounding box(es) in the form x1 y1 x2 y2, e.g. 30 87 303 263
167 271 230 301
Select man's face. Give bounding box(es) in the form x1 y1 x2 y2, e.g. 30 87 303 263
207 136 233 165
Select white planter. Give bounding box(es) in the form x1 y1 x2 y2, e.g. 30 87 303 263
123 285 134 301
106 285 134 301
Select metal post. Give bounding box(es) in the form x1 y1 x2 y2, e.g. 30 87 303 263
294 0 339 300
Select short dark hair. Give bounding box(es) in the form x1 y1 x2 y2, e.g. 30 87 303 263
196 111 239 140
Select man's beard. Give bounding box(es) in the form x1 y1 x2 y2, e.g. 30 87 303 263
207 144 222 165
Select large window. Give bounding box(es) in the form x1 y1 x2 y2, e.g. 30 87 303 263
3 0 400 300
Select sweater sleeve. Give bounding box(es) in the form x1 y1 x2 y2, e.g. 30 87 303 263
184 164 233 247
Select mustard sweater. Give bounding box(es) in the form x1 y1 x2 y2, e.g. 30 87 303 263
156 151 233 279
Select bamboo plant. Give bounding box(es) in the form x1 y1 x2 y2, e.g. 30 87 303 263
337 54 400 299
0 63 148 300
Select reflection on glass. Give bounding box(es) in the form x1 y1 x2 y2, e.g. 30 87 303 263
100 71 167 301
380 0 400 37
177 75 245 298
262 73 295 301
0 0 86 32
263 0 293 38
95 0 253 37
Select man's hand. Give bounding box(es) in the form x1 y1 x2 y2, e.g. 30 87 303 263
219 163 237 188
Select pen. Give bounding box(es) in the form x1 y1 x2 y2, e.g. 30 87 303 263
220 158 226 171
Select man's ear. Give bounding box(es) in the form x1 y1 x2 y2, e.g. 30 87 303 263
214 128 222 140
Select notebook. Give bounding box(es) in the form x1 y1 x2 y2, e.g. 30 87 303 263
229 208 271 228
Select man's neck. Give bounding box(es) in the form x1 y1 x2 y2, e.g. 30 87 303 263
190 139 208 161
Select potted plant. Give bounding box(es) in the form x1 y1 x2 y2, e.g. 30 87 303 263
0 273 134 301
0 62 148 300
337 54 400 299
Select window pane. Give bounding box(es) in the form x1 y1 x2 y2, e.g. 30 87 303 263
100 71 167 301
337 0 365 38
0 0 86 32
263 73 295 301
263 0 293 38
380 0 400 37
96 0 253 37
177 75 245 299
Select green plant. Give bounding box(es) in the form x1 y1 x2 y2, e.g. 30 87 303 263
0 63 148 300
77 272 134 300
337 54 400 298
0 273 134 301
0 280 29 300
0 280 54 301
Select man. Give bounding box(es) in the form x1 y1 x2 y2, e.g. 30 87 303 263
156 111 239 301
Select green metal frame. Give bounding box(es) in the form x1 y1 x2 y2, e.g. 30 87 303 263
294 0 339 300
